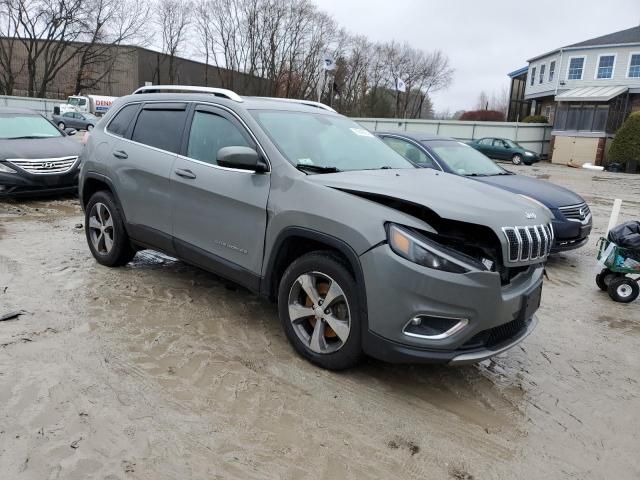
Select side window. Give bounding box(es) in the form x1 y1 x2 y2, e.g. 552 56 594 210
131 105 187 153
107 104 139 137
186 110 250 165
493 139 506 148
479 138 492 145
381 137 435 168
63 112 73 118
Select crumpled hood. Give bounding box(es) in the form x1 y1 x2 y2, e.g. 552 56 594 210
474 174 585 209
0 136 82 160
305 169 552 233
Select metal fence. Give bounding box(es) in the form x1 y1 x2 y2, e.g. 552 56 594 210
0 95 60 116
354 118 553 156
2 94 553 156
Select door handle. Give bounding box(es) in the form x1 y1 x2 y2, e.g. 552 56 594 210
113 150 128 159
175 168 196 179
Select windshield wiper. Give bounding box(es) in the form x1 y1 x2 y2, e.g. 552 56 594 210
5 135 51 140
296 164 341 174
464 173 488 177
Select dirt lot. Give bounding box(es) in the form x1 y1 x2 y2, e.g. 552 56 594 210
0 162 638 480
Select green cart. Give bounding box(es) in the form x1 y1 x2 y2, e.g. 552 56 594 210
596 237 640 303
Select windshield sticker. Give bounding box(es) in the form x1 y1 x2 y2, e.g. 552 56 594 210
350 128 375 138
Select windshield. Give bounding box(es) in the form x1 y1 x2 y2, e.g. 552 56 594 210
504 139 522 149
251 110 413 172
427 140 506 176
0 114 63 139
68 97 87 106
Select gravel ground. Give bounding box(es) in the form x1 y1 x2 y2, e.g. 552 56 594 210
0 162 638 479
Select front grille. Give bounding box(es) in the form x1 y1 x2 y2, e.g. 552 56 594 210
503 224 553 262
558 202 591 223
8 156 78 175
462 317 528 350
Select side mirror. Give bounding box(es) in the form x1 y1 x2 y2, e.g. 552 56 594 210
64 128 77 136
217 146 268 173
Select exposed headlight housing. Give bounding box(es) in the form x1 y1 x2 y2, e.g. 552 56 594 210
0 162 16 174
387 224 487 274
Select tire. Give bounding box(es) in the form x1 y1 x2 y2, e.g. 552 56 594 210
85 190 136 267
87 124 94 131
512 154 523 165
58 122 65 129
607 277 639 303
596 268 618 291
277 251 363 370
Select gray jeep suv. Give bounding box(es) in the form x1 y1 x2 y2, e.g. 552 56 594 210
79 85 553 370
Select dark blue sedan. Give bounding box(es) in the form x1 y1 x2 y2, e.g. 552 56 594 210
376 132 592 252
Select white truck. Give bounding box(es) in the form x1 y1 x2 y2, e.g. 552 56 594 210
59 94 118 116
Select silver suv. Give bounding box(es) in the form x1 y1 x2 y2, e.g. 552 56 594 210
79 85 552 370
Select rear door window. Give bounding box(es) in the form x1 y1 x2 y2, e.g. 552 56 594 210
131 104 187 153
107 104 140 137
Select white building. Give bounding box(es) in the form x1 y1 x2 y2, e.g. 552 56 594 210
509 25 640 165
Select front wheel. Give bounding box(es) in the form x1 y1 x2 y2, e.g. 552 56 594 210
607 277 639 303
85 191 136 267
87 124 94 131
278 251 363 370
512 154 523 165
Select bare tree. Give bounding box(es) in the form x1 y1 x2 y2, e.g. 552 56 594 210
72 0 150 94
156 0 192 84
476 90 489 110
4 0 87 97
0 0 25 95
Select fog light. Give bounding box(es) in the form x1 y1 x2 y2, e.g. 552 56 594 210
403 315 468 340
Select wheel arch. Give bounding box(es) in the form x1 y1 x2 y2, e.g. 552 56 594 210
261 228 368 321
81 173 126 223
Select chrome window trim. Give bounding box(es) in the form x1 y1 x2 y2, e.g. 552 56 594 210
402 316 469 340
103 100 272 172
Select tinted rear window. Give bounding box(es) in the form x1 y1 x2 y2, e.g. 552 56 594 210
131 107 187 153
106 104 139 137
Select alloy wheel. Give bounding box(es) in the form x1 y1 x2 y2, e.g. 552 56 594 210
287 271 351 354
512 154 523 165
88 202 115 255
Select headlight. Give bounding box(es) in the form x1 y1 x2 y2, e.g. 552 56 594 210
387 224 483 274
518 194 552 216
524 151 534 156
0 163 16 174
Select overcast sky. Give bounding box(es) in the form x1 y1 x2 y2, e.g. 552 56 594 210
315 0 640 113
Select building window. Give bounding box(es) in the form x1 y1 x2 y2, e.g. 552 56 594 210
549 61 556 82
544 105 552 120
539 64 546 84
629 53 640 78
596 54 615 79
567 57 585 80
530 67 536 86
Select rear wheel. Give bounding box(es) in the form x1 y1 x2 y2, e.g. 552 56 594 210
512 154 523 165
607 277 639 303
58 121 65 129
596 268 617 291
85 191 136 267
278 251 363 370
